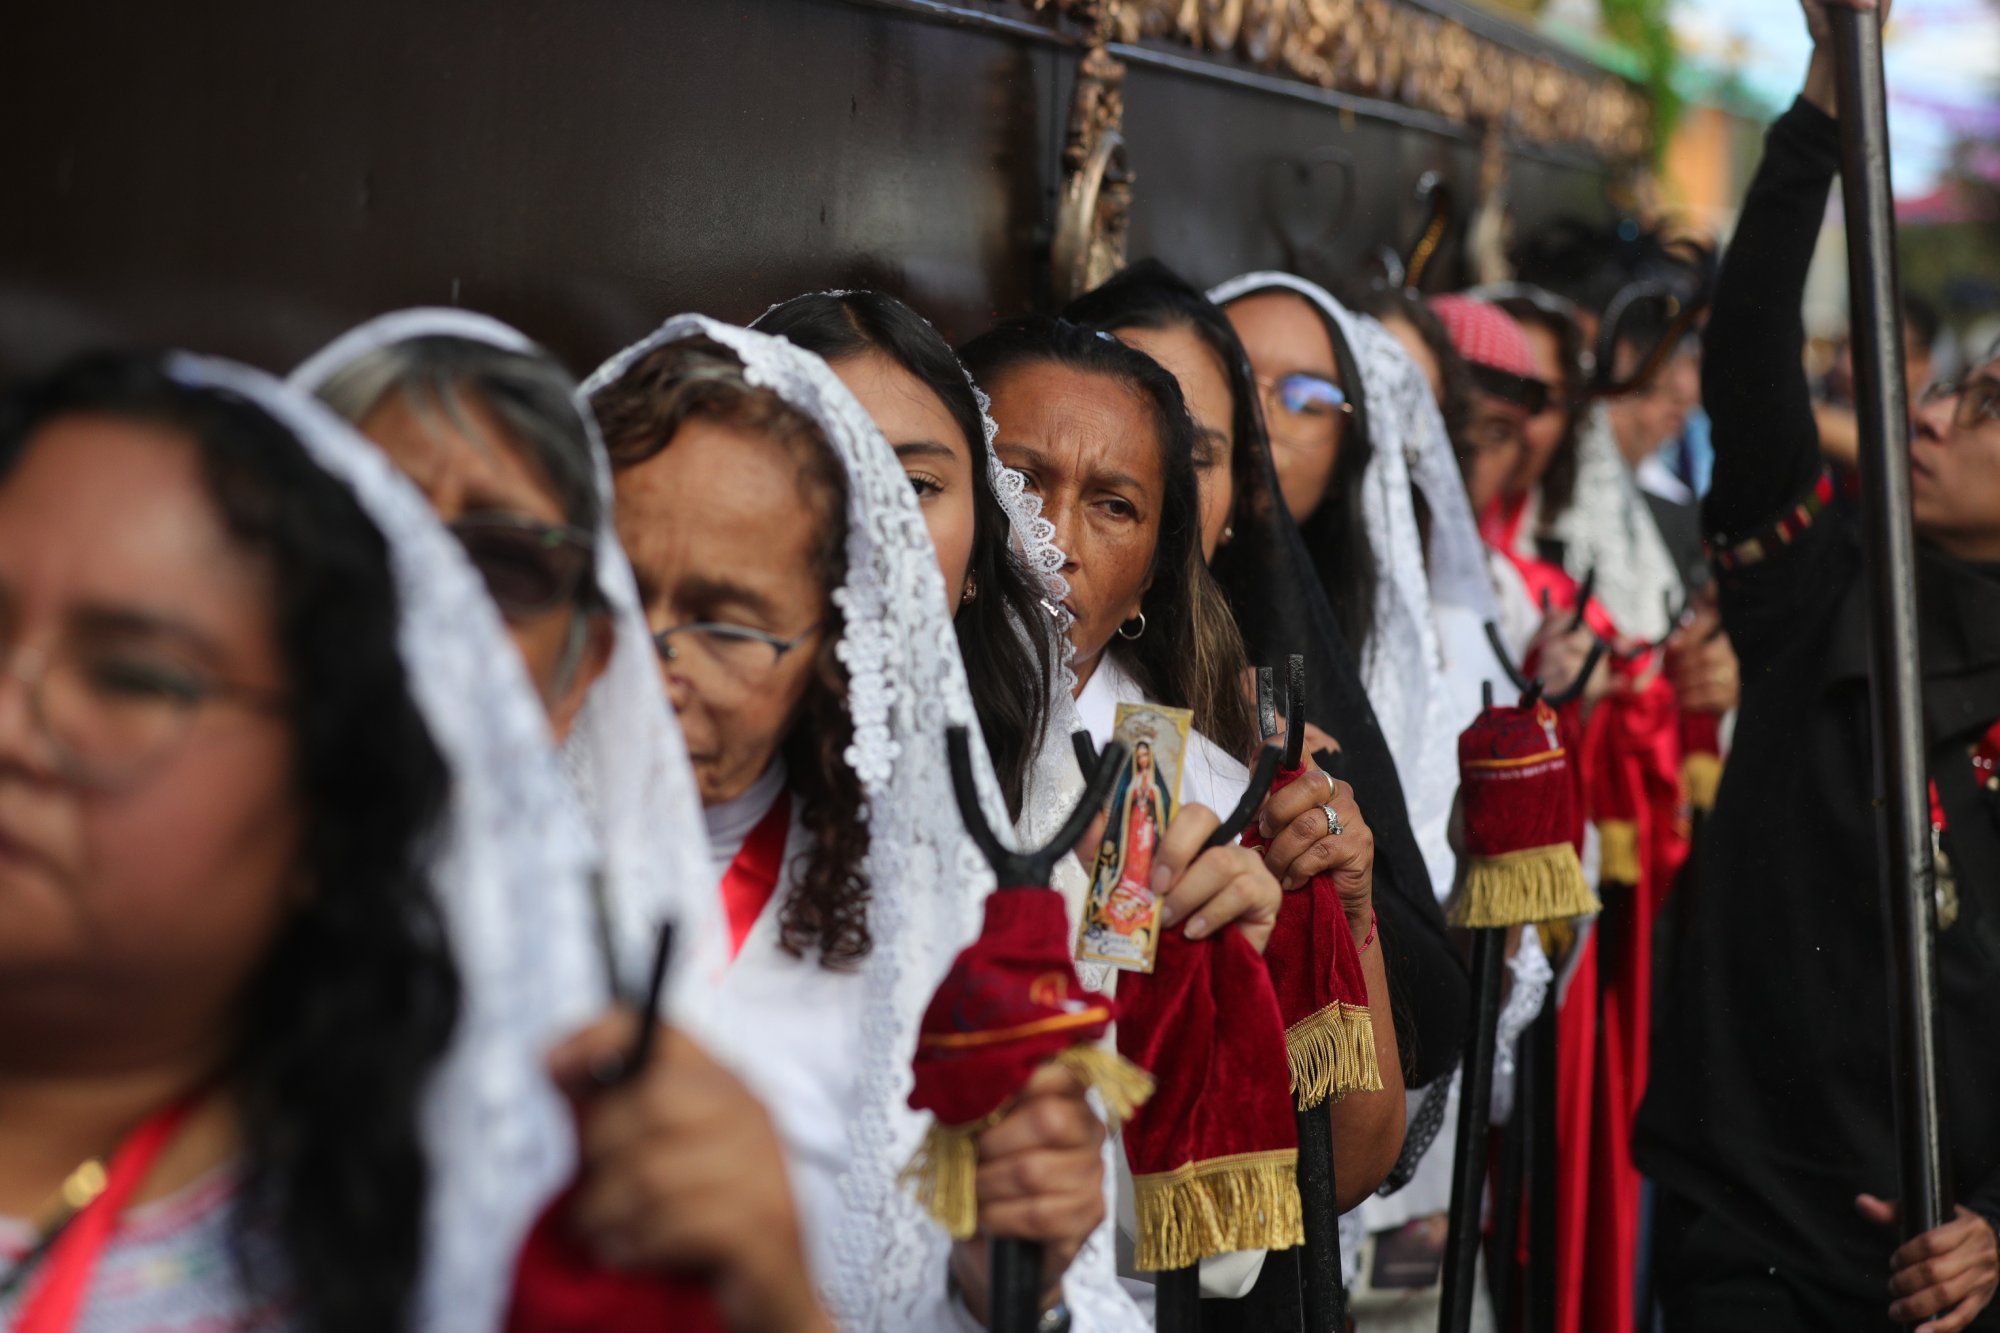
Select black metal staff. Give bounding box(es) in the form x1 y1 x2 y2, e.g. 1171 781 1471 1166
1439 653 1602 1333
1269 657 1350 1333
1072 729 1281 1333
946 727 1129 1333
1829 2 1949 1249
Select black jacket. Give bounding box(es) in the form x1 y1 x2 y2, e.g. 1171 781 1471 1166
1634 98 2000 1309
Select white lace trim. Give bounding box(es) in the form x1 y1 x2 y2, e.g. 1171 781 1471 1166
587 316 1038 1330
1535 404 1685 640
177 353 607 1333
1208 272 1493 901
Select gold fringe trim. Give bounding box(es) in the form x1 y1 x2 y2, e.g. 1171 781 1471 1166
1053 1044 1156 1128
1539 917 1577 964
1285 1001 1381 1109
900 1118 982 1239
901 1046 1157 1238
1131 1149 1305 1270
1449 843 1601 928
1682 752 1723 813
1597 819 1641 887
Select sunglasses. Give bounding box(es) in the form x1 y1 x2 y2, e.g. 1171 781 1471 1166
1258 371 1353 420
448 513 596 621
1467 362 1552 417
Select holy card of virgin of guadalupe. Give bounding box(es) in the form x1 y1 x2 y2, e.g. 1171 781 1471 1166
1075 702 1193 974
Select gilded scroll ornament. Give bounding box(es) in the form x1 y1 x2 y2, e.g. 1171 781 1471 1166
1022 0 1650 162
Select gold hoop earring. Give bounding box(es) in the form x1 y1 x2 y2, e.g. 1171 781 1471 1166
1117 612 1147 640
960 572 979 606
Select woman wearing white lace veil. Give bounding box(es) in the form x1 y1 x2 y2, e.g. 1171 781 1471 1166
748 291 1089 857
290 308 728 1024
1210 272 1496 908
581 314 1142 1331
0 350 646 1332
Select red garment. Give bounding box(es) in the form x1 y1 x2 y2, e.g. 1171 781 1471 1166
1566 669 1688 1333
720 790 790 960
506 1186 725 1333
14 1095 201 1333
1553 929 1600 1333
1116 924 1304 1269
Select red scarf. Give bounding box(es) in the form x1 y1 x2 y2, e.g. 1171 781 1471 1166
13 1095 202 1333
721 791 791 960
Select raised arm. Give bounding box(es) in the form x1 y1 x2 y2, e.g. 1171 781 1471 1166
1700 85 1844 543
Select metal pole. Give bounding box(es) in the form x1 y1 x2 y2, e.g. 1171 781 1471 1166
1526 994 1557 1333
1438 929 1506 1333
1829 5 1948 1246
1155 1264 1202 1333
1296 1108 1347 1330
990 1239 1044 1333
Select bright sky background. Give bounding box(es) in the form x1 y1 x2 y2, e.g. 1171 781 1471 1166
1671 0 2000 195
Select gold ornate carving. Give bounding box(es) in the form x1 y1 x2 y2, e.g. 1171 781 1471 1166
1023 0 1650 163
1050 34 1134 303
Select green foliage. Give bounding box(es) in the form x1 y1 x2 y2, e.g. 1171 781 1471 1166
1600 0 1682 161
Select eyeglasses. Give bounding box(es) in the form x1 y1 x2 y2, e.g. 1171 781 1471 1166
0 639 287 791
1918 377 2000 433
1256 372 1353 422
448 513 596 623
652 621 819 688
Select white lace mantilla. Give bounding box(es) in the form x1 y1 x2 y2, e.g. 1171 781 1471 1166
176 353 606 1333
1208 272 1494 902
585 315 1149 1330
1525 403 1684 641
290 307 729 1021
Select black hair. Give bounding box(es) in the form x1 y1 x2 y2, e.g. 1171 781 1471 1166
1902 291 1941 355
960 315 1257 759
752 291 1055 821
1216 283 1382 656
0 352 457 1333
591 336 871 968
1494 288 1589 524
1065 264 1473 1086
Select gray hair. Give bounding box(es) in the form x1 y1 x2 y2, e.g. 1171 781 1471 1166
314 335 601 536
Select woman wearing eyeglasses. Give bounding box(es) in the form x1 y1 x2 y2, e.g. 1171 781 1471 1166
1211 273 1499 928
582 316 1165 1331
296 313 833 1333
1060 259 1463 1127
0 350 677 1332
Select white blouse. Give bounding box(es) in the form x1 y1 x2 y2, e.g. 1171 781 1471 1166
703 762 870 1309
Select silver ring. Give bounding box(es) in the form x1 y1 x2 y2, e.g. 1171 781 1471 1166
1321 802 1344 837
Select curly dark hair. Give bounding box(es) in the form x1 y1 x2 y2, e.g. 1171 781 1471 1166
0 352 458 1333
960 316 1258 760
589 336 871 967
751 290 1055 822
1215 282 1383 658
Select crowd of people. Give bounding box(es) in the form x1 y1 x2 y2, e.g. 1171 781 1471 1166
3 1 1998 1330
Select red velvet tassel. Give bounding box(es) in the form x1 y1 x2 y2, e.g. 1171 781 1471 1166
1240 763 1380 1108
506 1185 726 1333
903 889 1152 1238
1116 926 1305 1270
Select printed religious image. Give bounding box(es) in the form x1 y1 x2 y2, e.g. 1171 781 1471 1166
1076 702 1193 973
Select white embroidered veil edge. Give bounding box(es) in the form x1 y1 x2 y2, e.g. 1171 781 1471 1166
290 306 730 1022
172 352 608 1333
1206 272 1486 900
